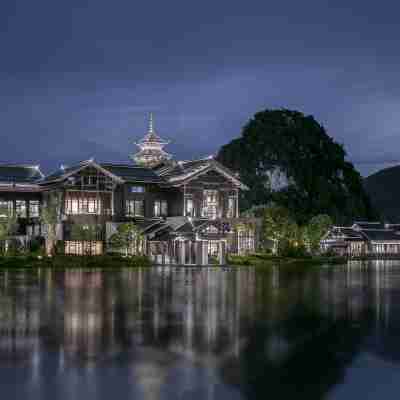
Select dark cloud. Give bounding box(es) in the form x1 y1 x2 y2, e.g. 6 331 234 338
1 0 400 176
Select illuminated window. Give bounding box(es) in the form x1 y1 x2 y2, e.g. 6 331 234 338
202 190 218 219
65 197 101 215
227 196 236 218
0 200 13 218
186 198 194 217
15 200 27 218
126 200 144 217
29 200 40 218
154 200 168 217
238 229 255 255
64 241 103 255
130 186 145 193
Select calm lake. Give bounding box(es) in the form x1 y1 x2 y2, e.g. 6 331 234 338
0 261 399 399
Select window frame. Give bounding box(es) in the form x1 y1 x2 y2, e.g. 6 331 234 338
130 186 145 193
154 200 168 217
0 200 13 218
15 200 27 218
126 199 144 217
29 200 40 218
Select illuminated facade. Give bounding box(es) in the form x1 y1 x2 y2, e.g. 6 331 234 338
0 115 259 263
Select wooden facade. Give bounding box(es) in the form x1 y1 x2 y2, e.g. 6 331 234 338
0 117 258 264
321 222 400 258
0 158 257 264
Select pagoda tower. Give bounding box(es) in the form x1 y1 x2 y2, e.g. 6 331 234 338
130 113 172 167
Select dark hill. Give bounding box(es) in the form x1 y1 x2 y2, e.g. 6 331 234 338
217 109 377 224
364 165 400 222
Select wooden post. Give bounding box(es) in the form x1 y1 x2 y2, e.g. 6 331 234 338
219 241 226 265
183 185 186 216
179 241 186 265
235 188 239 218
203 241 209 265
162 242 166 265
195 241 202 265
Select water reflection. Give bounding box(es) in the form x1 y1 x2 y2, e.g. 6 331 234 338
0 262 399 399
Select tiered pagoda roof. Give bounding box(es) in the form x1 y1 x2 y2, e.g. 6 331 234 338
130 113 172 167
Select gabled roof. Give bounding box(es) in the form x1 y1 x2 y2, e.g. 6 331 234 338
325 224 400 243
41 160 163 185
155 157 249 190
143 217 217 240
40 159 124 185
326 227 365 240
352 221 384 230
101 163 163 184
361 229 400 242
0 164 44 184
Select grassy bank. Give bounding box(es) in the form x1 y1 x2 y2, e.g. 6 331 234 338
0 254 152 269
227 253 347 267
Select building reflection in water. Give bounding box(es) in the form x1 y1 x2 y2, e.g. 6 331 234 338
0 262 400 398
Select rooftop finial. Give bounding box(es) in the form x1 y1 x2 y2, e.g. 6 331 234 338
148 112 154 133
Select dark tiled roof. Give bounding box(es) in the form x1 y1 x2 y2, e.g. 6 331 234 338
353 221 384 230
156 159 211 180
164 216 189 231
331 227 364 239
101 163 164 183
0 164 43 183
41 164 83 183
137 218 164 232
155 157 248 189
41 160 164 185
361 229 400 242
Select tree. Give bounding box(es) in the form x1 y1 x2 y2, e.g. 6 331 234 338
108 222 144 256
0 207 18 255
263 205 298 255
70 224 101 255
70 224 100 241
41 193 61 256
217 109 378 224
304 214 333 254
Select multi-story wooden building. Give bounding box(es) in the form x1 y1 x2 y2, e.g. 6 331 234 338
0 115 258 264
321 222 400 257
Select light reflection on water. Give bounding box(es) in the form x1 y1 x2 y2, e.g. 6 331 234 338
0 262 399 399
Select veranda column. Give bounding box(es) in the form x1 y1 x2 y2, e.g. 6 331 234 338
178 241 186 265
195 241 203 265
235 188 239 218
202 241 209 265
219 241 226 265
161 242 166 265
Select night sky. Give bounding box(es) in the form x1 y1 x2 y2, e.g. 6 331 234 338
1 0 399 176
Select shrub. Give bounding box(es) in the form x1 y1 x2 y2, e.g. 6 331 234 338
280 244 310 258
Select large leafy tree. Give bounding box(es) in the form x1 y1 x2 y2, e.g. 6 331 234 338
263 204 298 254
109 222 144 256
40 193 62 256
0 207 18 254
303 214 333 254
217 109 377 224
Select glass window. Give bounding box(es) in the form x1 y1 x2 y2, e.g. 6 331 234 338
126 200 144 217
15 200 27 218
65 197 101 215
130 186 145 193
154 200 167 217
154 200 161 217
161 200 168 216
238 230 255 255
29 200 40 218
186 198 194 217
0 200 13 218
202 190 218 219
65 241 103 255
227 196 235 218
